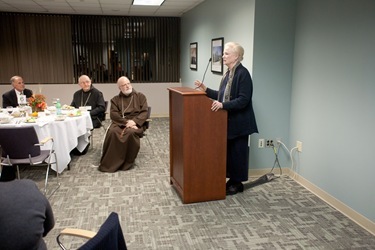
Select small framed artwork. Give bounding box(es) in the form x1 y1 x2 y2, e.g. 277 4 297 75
190 42 198 70
211 37 224 74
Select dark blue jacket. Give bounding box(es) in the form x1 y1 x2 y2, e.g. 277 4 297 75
206 63 258 139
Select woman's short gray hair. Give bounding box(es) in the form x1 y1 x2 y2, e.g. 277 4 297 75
225 42 244 61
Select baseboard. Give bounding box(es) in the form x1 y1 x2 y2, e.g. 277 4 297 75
249 168 283 178
150 114 169 118
248 168 375 236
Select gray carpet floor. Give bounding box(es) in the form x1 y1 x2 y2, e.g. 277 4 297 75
21 118 374 249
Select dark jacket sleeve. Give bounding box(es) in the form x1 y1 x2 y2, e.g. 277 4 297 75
24 88 33 98
43 199 55 237
70 91 80 108
224 65 258 138
2 92 13 108
89 89 106 118
222 67 252 112
205 64 258 138
205 88 219 101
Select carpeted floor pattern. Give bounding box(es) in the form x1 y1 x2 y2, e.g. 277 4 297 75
20 118 374 249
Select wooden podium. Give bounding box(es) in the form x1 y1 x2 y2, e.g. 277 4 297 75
168 87 227 203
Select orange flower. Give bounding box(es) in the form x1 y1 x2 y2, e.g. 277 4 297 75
29 94 47 111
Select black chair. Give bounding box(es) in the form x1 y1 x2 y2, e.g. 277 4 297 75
146 106 152 128
99 106 151 156
97 100 109 131
90 101 109 147
57 212 127 250
0 126 60 196
140 106 152 137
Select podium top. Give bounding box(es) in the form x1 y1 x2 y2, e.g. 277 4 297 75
167 87 206 96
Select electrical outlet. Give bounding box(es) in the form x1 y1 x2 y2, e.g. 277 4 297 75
258 139 265 148
297 141 302 152
266 139 274 147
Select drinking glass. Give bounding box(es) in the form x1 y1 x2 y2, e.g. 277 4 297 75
6 106 13 115
52 98 58 106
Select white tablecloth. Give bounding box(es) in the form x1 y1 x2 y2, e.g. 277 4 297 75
0 112 93 173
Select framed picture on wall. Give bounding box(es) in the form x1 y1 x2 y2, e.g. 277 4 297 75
190 42 198 70
211 37 224 73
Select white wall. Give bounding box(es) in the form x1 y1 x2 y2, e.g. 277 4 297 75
180 0 255 90
290 0 375 222
252 0 297 170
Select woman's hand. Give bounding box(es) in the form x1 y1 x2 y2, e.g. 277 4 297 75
194 80 206 91
211 100 223 112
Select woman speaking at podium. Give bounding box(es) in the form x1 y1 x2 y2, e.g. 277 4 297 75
194 42 258 195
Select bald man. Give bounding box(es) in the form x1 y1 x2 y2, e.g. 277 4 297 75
2 76 33 108
99 76 148 172
71 75 106 128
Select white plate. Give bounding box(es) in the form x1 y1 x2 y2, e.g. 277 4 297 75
25 119 37 123
55 115 66 121
0 119 12 124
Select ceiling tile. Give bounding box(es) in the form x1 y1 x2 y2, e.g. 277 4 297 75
0 0 206 16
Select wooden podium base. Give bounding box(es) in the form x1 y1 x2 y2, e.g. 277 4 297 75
168 87 227 204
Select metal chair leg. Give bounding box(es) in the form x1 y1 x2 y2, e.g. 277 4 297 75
45 151 61 198
16 165 20 179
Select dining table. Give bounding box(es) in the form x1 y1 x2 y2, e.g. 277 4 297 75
0 109 93 173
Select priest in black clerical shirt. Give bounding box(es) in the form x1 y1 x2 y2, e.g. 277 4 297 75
70 74 106 128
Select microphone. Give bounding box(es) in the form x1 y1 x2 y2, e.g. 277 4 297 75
195 58 211 90
201 58 212 83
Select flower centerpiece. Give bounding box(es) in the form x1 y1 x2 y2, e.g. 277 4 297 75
28 94 47 112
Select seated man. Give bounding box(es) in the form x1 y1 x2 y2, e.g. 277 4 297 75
71 75 106 128
99 76 149 172
0 179 55 250
2 75 33 108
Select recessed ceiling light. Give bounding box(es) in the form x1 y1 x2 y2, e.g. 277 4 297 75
132 0 165 6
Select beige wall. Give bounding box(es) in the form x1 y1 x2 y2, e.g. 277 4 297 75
0 82 181 117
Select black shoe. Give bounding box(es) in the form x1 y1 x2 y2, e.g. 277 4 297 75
226 182 244 195
226 179 235 189
70 144 90 156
